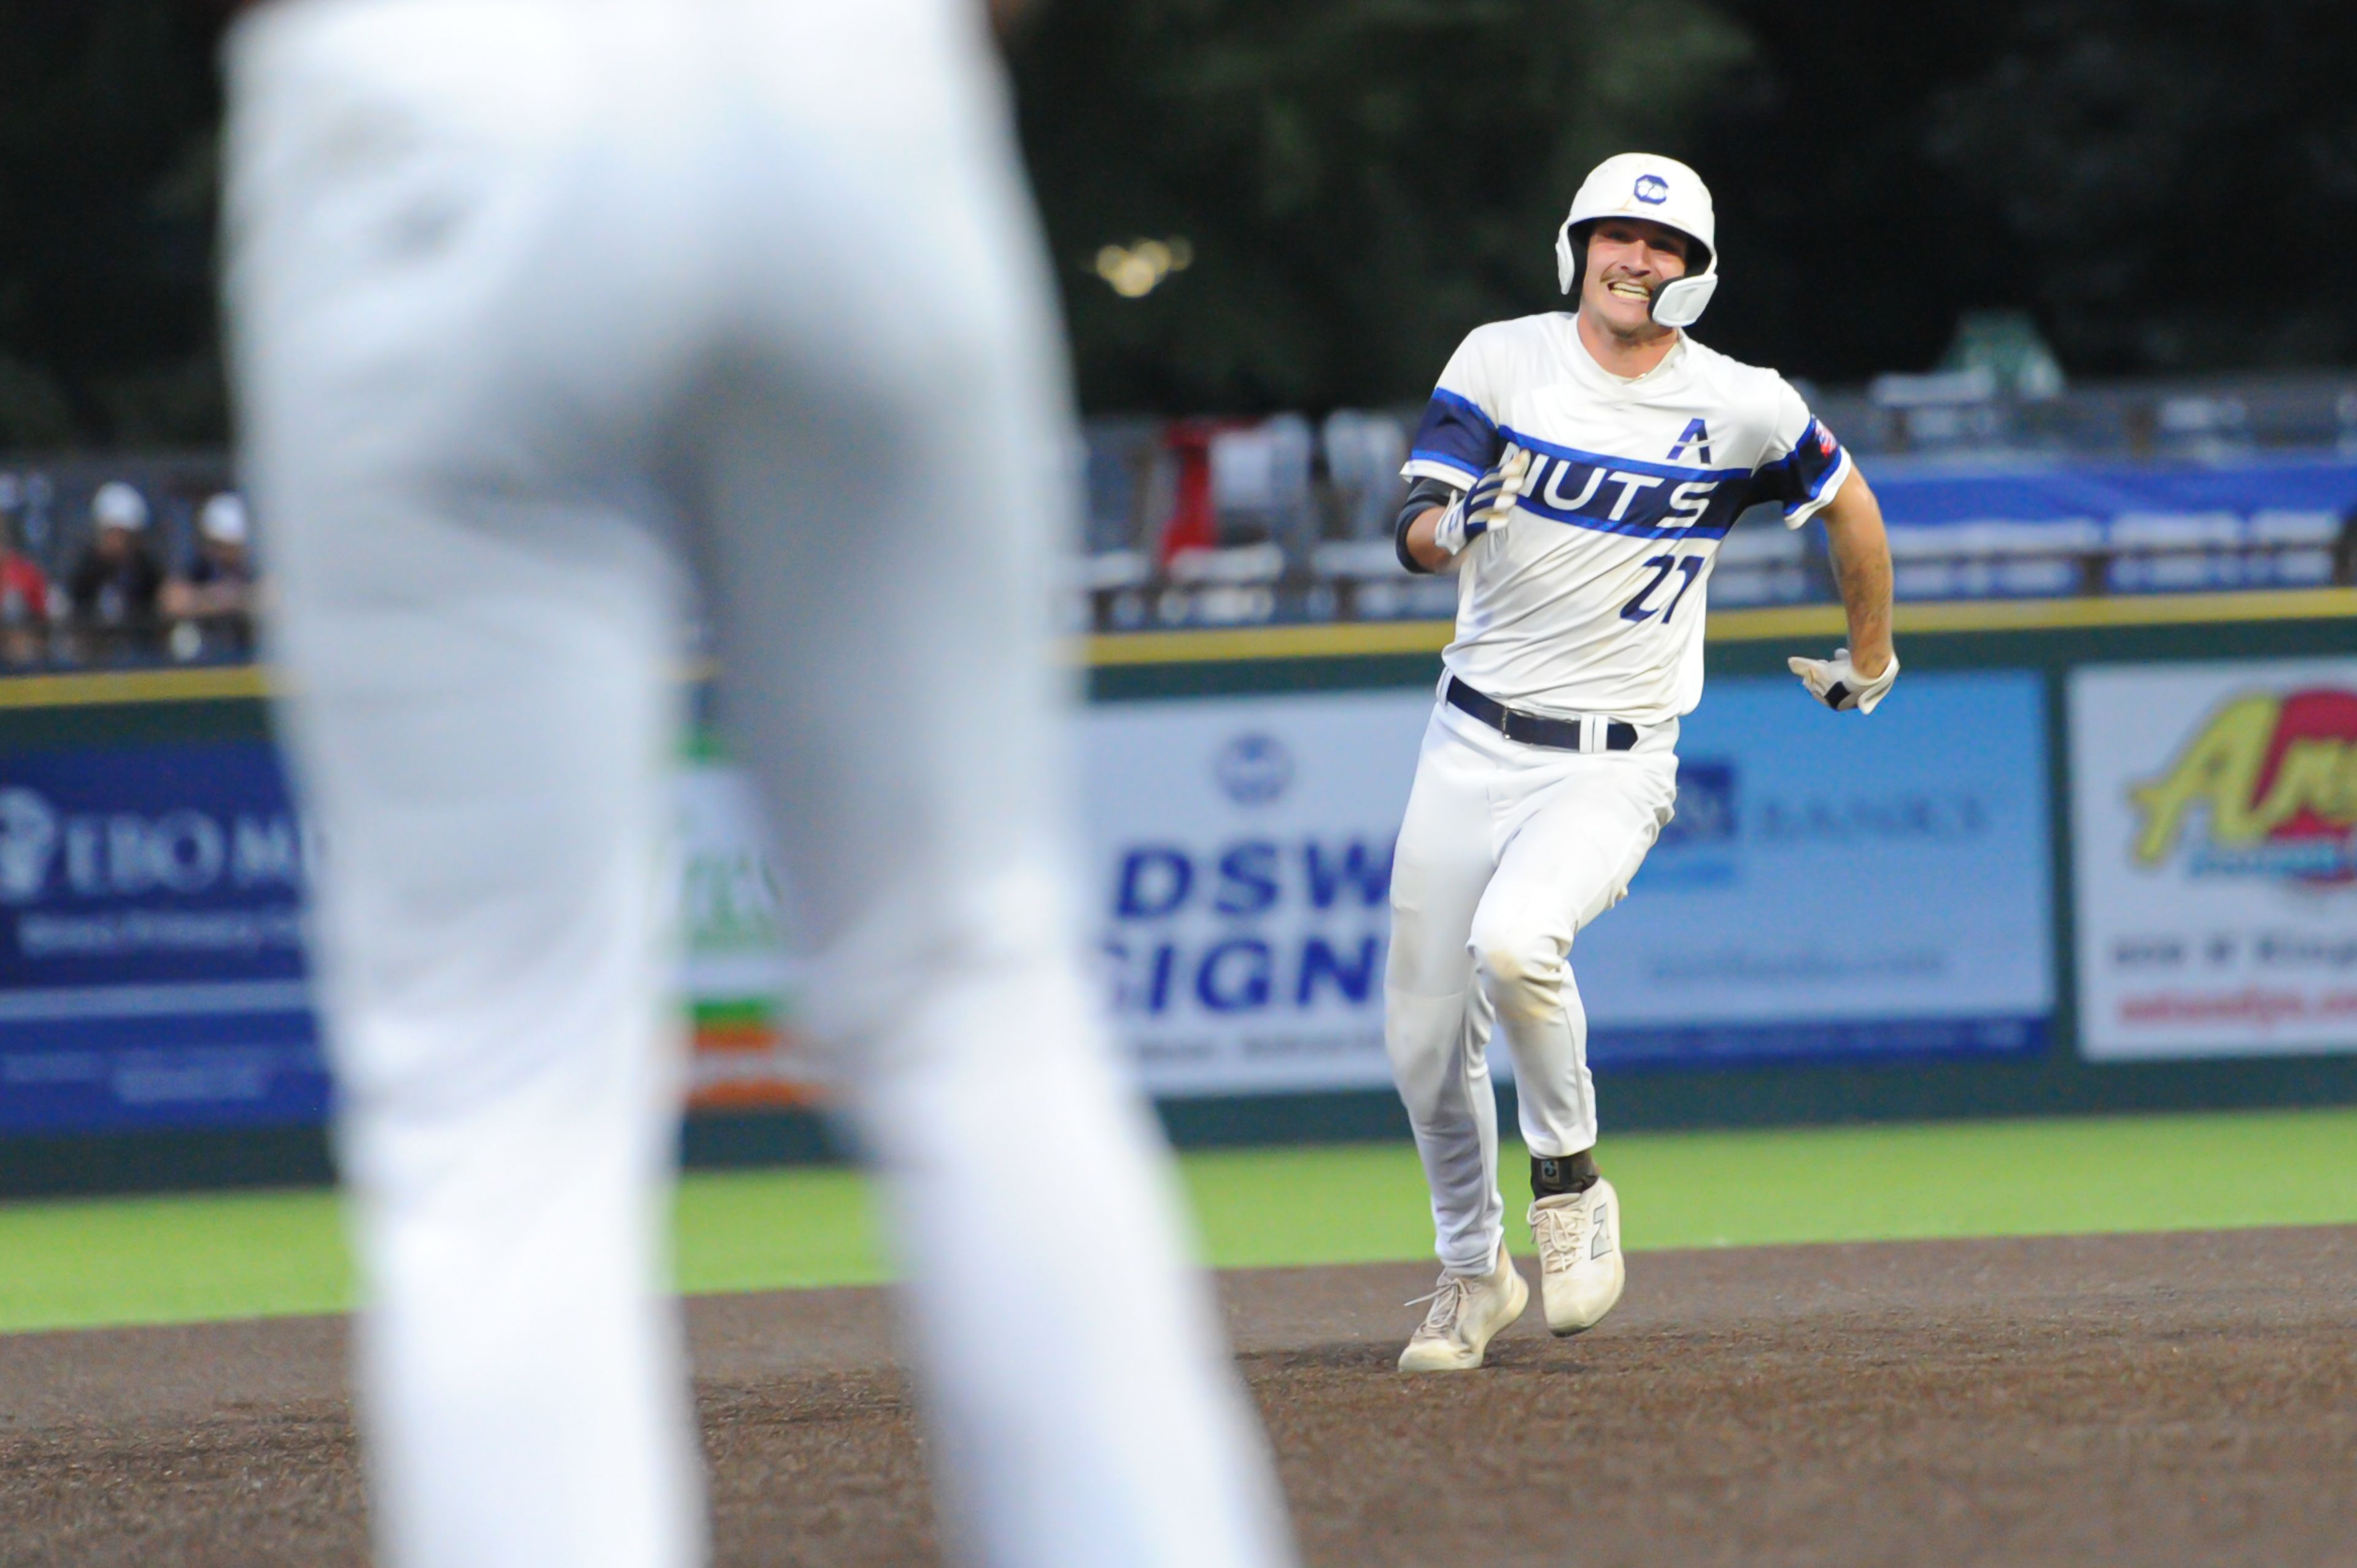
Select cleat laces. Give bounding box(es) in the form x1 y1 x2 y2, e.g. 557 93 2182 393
1404 1273 1474 1339
1530 1199 1587 1273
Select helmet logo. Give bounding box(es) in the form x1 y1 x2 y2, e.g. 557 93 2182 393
1633 174 1669 204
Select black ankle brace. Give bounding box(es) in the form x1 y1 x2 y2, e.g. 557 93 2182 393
1531 1148 1599 1200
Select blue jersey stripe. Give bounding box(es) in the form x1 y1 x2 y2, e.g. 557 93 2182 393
1499 442 1753 542
1429 387 1498 431
1508 452 1743 541
1498 423 1753 484
1752 419 1850 514
1410 388 1504 482
1530 511 1734 543
1798 442 1848 500
1406 450 1483 482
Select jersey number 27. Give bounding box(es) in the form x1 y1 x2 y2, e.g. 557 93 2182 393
1620 554 1704 624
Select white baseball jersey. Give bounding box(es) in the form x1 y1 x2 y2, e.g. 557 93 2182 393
1403 313 1852 727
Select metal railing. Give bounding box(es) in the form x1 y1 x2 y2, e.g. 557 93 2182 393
12 369 2357 670
1067 375 2357 633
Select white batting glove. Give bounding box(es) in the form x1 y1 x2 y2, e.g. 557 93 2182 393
1431 445 1533 556
1787 647 1900 713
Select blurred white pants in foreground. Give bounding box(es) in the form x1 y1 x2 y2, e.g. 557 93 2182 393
222 2 1295 1564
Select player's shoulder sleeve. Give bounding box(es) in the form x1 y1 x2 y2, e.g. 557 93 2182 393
1748 373 1854 528
1401 322 1517 488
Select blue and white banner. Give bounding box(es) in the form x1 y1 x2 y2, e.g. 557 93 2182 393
1 672 2061 1128
1083 672 2056 1094
0 742 828 1135
1086 691 1420 1095
0 743 327 1134
1574 671 2055 1063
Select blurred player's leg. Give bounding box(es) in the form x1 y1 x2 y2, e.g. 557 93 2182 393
258 501 701 1568
228 0 1293 1561
684 9 1295 1562
222 7 705 1566
1385 711 1509 1277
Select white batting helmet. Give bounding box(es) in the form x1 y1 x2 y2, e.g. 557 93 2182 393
1554 152 1719 328
200 493 250 546
91 480 150 531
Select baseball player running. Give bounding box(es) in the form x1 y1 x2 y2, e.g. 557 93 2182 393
222 1 1295 1564
1384 153 1897 1372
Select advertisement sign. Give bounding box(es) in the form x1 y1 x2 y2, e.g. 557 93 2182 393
674 758 821 1108
0 671 2062 1128
1576 671 2054 1062
2071 660 2357 1060
0 743 821 1135
1082 672 2054 1093
0 743 326 1134
1086 690 1425 1096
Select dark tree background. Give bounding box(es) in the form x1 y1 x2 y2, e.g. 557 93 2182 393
1688 0 2357 386
3 0 2355 446
0 4 226 449
1010 0 1751 412
1011 0 2357 409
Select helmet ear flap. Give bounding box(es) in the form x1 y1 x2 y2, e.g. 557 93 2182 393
1648 273 1718 329
1648 235 1718 327
1555 218 1585 296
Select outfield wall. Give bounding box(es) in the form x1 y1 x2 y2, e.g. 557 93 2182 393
2 589 2355 1193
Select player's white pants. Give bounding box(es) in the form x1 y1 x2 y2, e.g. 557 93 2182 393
1384 700 1677 1277
223 2 1294 1566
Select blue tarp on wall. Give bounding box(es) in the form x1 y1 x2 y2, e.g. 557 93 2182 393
1866 455 2357 528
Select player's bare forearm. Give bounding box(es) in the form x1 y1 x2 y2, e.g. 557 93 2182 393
1403 505 1453 573
1819 469 1894 678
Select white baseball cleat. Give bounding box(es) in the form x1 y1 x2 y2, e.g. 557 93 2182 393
1397 1242 1529 1373
1528 1177 1625 1335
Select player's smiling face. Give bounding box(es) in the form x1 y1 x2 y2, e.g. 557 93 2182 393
1582 218 1691 338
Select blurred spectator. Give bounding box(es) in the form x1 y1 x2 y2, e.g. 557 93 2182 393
1320 410 1409 541
62 481 166 660
163 492 260 660
1209 414 1314 566
1 506 51 668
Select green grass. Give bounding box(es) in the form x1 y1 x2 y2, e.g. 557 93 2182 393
0 1187 353 1335
3 1107 2353 1334
676 1164 884 1294
1185 1106 2357 1263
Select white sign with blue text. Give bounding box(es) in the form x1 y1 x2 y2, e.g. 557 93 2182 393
1083 671 2057 1096
1083 689 1428 1097
1573 671 2056 1063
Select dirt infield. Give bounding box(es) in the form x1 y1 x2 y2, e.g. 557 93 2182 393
5 1227 2355 1566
